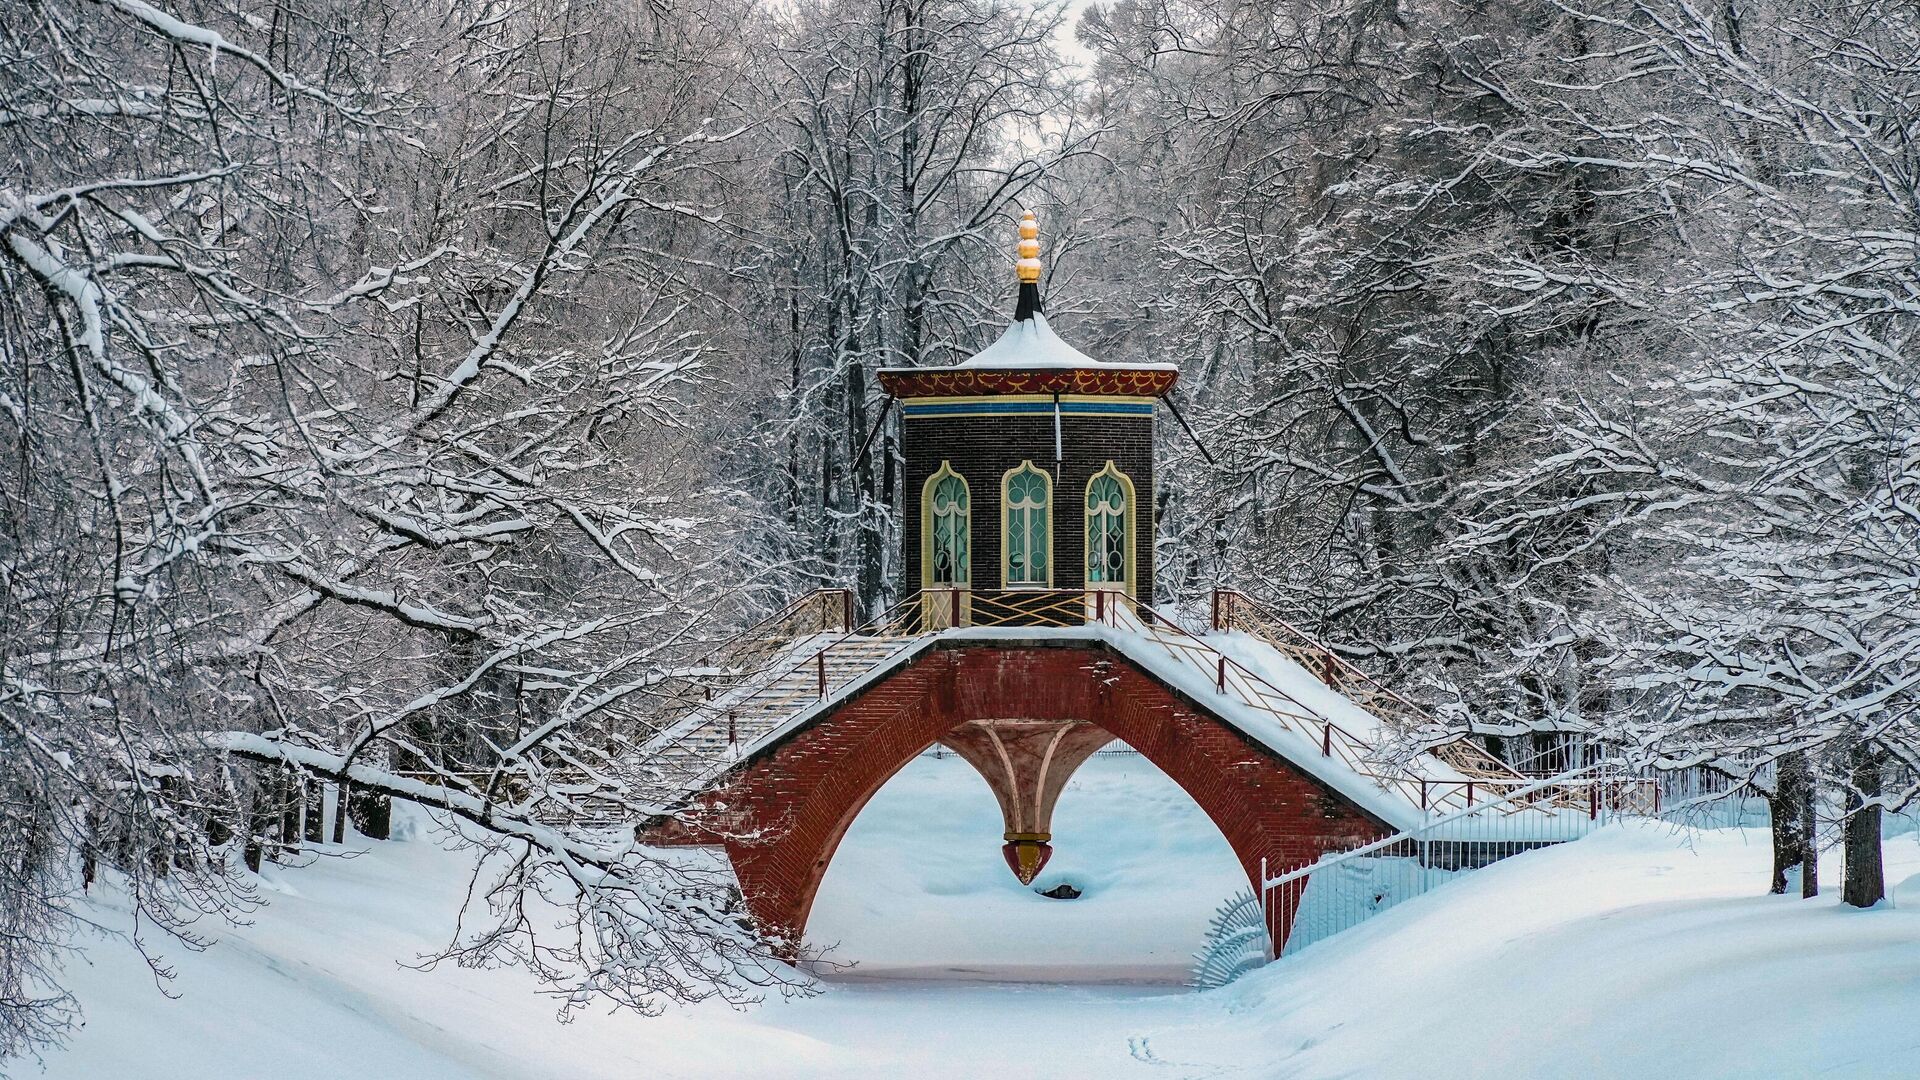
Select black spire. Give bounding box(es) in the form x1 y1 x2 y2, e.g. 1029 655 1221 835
1014 279 1043 322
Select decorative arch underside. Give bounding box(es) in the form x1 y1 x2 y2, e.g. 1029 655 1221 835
657 643 1392 957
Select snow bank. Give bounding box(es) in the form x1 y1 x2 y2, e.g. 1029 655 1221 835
32 760 1237 1079
1153 822 1920 1079
33 780 1920 1079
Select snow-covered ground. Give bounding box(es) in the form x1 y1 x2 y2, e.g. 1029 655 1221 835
27 754 1920 1079
808 751 1245 980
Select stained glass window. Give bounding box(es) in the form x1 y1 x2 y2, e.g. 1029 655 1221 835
1086 467 1130 586
1003 463 1051 586
929 470 970 585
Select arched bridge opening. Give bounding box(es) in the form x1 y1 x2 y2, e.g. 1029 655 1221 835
807 742 1248 979
643 640 1394 956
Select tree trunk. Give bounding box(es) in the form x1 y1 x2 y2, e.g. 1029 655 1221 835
81 806 104 892
1768 751 1810 894
332 779 349 845
277 767 301 859
1842 744 1884 909
302 775 326 845
1800 767 1818 899
243 784 264 874
347 783 392 840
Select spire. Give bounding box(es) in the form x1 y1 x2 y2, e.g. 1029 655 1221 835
1014 210 1044 321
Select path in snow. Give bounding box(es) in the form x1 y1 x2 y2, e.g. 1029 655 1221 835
27 754 1920 1080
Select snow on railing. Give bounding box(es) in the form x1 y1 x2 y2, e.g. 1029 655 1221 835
1210 588 1518 781
615 591 935 798
1105 595 1646 819
605 586 1655 823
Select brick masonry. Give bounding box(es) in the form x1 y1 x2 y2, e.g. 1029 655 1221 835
900 412 1156 599
663 641 1392 956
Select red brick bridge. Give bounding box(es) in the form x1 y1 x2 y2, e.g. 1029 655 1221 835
632 589 1575 956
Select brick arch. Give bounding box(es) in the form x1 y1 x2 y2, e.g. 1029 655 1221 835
673 642 1392 956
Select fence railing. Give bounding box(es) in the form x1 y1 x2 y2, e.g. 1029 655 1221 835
1258 769 1648 959
1111 594 1635 818
627 586 1637 821
1210 589 1520 782
621 591 941 794
693 587 856 677
611 586 1665 830
911 586 1139 631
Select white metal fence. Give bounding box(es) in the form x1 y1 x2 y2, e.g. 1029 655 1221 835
1245 771 1643 970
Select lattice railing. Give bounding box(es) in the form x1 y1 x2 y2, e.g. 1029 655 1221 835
626 589 859 719
601 585 1652 822
621 593 927 792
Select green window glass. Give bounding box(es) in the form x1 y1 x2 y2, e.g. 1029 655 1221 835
930 473 970 585
1086 472 1129 584
1004 464 1050 585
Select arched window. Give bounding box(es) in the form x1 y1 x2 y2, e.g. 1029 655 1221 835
1001 461 1052 587
922 463 970 586
1085 462 1135 594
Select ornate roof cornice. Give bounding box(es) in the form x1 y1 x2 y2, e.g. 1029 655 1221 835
878 366 1178 399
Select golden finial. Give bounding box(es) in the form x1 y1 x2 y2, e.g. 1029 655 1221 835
1016 210 1042 284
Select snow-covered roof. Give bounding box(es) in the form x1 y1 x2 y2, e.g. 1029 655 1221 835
956 313 1177 372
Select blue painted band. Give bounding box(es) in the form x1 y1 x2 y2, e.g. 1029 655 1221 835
902 401 1155 418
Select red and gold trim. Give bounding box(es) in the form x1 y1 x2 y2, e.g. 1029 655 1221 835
879 366 1178 399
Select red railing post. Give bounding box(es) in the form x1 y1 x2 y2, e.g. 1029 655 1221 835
842 590 854 632
1095 588 1106 625
1466 782 1475 806
816 649 826 699
1321 723 1332 757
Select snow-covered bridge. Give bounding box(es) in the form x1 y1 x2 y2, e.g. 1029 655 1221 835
598 214 1651 958
618 586 1645 954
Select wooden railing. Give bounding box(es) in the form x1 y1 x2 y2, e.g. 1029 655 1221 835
698 588 855 667
1209 589 1519 782
910 586 1140 631
627 591 927 787
622 585 1650 821
632 589 858 717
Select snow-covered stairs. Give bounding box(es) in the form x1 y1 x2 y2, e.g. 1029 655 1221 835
533 632 916 826
635 635 912 792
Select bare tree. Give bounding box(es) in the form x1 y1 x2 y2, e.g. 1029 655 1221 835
2 0 796 1058
725 0 1092 609
1452 0 1920 900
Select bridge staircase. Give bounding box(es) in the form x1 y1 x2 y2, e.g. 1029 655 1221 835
536 587 1650 834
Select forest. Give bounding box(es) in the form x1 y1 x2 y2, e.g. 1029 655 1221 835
3 0 1917 1061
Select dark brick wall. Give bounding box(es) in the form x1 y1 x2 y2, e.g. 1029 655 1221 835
665 642 1391 955
899 411 1157 598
